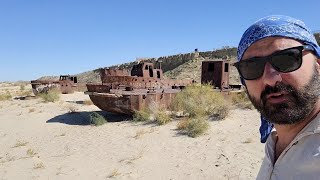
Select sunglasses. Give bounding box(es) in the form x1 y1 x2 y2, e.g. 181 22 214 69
235 45 314 80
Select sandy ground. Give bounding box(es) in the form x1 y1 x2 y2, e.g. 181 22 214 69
0 84 264 180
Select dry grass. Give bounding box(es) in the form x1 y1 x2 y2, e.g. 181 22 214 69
177 118 210 138
0 91 12 101
171 84 229 120
133 109 151 122
26 148 37 157
12 140 28 148
37 88 60 103
155 111 171 125
33 162 45 169
20 84 25 91
108 169 121 178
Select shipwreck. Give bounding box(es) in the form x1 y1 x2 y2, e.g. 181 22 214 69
85 61 194 115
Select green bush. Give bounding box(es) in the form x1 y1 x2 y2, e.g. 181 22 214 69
37 88 60 102
89 112 107 126
155 111 171 125
133 109 151 122
171 84 229 120
177 118 209 138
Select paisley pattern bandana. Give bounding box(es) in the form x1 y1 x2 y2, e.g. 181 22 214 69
237 15 320 61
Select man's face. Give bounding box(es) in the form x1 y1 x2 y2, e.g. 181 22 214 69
242 37 320 124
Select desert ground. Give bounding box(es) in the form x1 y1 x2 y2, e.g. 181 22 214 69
0 83 264 180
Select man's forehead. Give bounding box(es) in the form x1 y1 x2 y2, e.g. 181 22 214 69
242 37 303 60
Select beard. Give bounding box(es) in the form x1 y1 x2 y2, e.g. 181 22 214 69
247 66 320 125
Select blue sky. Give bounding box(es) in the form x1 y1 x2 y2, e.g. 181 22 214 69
0 0 319 81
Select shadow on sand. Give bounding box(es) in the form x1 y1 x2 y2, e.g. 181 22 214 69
47 111 132 125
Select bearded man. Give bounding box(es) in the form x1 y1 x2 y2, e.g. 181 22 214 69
235 15 320 180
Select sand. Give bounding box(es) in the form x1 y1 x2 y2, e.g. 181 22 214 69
0 84 264 180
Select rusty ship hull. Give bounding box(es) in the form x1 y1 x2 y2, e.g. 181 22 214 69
86 86 180 115
85 62 194 115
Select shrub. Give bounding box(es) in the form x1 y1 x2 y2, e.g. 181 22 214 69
0 91 12 101
155 111 171 125
133 109 151 122
37 88 60 102
89 112 107 126
171 84 229 119
185 118 209 138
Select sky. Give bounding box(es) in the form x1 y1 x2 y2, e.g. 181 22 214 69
0 0 319 81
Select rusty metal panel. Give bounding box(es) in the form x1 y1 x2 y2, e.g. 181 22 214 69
201 60 230 89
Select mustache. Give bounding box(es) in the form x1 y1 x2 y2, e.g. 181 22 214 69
261 82 295 103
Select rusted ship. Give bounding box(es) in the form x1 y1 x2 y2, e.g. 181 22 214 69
85 62 194 115
31 75 80 95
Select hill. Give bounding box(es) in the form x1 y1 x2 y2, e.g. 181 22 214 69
73 47 238 83
38 31 319 84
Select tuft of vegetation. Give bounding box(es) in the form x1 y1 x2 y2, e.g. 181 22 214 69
155 111 171 125
12 140 28 148
0 91 12 101
33 162 45 169
171 84 229 119
108 169 121 178
37 88 60 103
133 109 151 122
176 118 210 138
26 148 37 157
89 112 107 126
230 91 254 109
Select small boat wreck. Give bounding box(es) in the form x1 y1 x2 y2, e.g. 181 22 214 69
85 62 194 115
31 75 79 95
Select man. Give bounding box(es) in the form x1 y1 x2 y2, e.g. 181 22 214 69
235 15 320 179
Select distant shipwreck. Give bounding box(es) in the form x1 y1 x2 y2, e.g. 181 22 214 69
85 60 242 115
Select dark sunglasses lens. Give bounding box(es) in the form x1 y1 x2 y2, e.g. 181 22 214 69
271 48 302 72
238 59 265 80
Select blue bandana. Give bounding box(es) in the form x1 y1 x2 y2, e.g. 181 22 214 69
237 15 320 61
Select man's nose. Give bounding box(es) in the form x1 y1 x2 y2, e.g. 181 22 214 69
261 62 282 86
